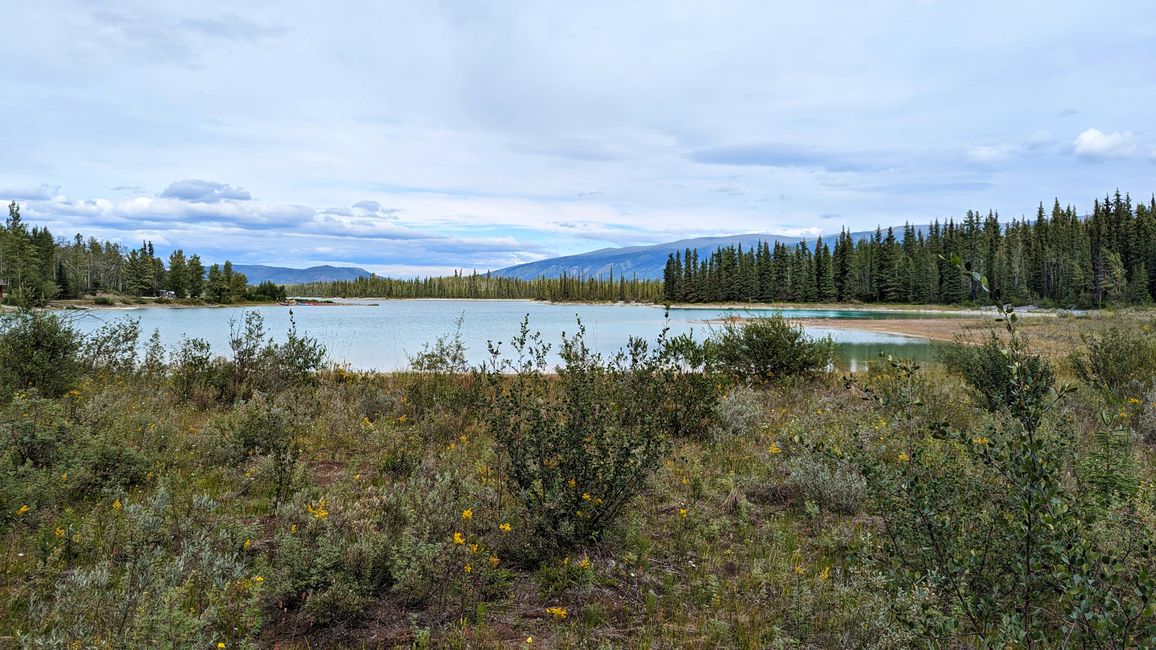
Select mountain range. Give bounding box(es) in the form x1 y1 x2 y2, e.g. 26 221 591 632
491 231 880 281
232 264 371 285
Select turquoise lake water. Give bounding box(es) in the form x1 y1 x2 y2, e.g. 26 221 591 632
59 300 948 372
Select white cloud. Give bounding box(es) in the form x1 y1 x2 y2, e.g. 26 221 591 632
1073 128 1137 160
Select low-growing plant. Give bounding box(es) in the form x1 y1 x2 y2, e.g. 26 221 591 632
786 454 867 515
710 385 767 440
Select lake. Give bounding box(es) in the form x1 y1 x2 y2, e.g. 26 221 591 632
60 300 948 372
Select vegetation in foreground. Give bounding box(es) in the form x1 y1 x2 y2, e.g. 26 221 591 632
2 295 1156 647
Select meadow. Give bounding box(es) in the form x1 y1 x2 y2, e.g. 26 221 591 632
1 301 1155 649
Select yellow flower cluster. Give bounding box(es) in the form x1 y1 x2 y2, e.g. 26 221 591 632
546 606 567 620
306 498 329 519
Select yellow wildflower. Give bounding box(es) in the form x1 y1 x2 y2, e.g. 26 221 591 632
526 637 534 645
112 499 122 511
17 504 29 515
819 566 830 581
463 563 472 573
55 527 65 538
453 531 465 545
1128 397 1141 405
253 575 264 582
398 414 408 424
354 473 362 481
794 564 805 575
488 555 500 567
769 443 782 454
897 452 910 463
499 522 512 533
581 493 591 501
578 556 591 569
290 524 297 534
546 606 567 620
61 472 67 482
678 508 688 518
469 543 480 554
568 478 577 489
462 508 473 521
459 434 468 444
243 538 252 549
971 436 990 446
306 498 329 519
218 644 226 649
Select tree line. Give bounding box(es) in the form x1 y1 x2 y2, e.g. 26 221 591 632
664 191 1156 307
0 201 285 306
284 269 664 303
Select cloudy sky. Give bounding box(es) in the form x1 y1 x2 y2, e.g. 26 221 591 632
2 1 1154 276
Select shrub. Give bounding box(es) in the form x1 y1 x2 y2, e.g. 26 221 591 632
1069 324 1156 395
92 295 114 306
940 329 1055 414
266 492 393 627
230 395 301 508
170 337 228 405
706 315 834 383
1 393 73 468
1137 387 1156 444
710 386 767 440
0 311 82 401
73 440 150 495
20 490 261 647
481 319 670 558
79 317 141 376
786 455 867 515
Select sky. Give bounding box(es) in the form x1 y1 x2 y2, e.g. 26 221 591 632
2 1 1155 276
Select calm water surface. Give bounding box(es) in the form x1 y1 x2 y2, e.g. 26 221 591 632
61 300 946 372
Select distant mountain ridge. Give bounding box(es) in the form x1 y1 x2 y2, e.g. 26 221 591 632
493 231 881 281
231 264 371 285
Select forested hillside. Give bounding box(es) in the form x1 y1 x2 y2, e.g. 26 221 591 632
665 192 1156 307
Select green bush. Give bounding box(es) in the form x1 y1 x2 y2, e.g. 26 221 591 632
73 440 150 495
940 330 1055 414
230 394 301 508
706 315 834 383
481 319 670 559
0 311 82 401
1 393 73 468
79 317 141 376
1069 324 1156 395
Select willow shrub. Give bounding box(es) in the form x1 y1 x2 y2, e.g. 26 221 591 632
0 311 82 402
480 318 677 560
706 315 834 383
1069 323 1156 396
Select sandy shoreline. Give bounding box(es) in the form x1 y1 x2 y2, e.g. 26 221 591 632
790 317 988 342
